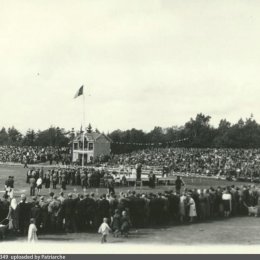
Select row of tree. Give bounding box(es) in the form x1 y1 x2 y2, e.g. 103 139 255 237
1 114 260 152
108 114 260 153
0 127 70 147
0 124 95 148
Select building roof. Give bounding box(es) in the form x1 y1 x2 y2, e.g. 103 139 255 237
74 132 112 143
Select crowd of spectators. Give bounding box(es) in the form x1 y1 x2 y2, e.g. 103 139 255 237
0 184 260 238
109 148 260 179
0 146 71 165
2 146 260 180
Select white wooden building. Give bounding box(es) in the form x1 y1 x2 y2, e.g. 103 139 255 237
72 132 111 164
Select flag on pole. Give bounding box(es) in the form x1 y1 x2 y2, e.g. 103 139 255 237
74 85 84 98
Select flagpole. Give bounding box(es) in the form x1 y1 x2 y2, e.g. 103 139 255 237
82 86 85 169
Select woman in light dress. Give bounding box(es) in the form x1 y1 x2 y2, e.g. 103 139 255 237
28 218 38 242
8 198 19 232
187 194 197 223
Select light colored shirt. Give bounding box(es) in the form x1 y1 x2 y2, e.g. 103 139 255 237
222 193 231 200
98 223 111 235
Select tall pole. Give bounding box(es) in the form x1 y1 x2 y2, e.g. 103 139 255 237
82 86 85 169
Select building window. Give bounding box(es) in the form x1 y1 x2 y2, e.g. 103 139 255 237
89 143 94 150
74 143 78 150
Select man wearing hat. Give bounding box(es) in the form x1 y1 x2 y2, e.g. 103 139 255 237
29 174 36 196
175 176 185 195
31 201 42 231
98 194 110 226
0 194 10 221
48 195 61 232
75 194 87 231
17 194 30 235
39 196 49 233
62 193 76 232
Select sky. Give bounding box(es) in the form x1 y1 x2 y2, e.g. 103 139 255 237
1 0 260 134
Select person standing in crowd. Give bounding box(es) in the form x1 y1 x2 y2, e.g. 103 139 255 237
222 189 232 217
8 197 19 233
75 194 87 232
187 193 197 223
30 201 41 231
52 171 58 189
98 194 110 225
26 169 31 184
40 167 44 179
198 190 207 221
24 158 28 168
58 192 65 205
98 217 111 243
179 192 187 223
136 163 142 181
61 172 67 190
148 170 156 188
87 192 97 230
121 211 131 237
36 176 43 195
80 170 86 189
5 176 14 197
1 194 10 221
17 194 30 235
111 209 121 237
39 196 49 233
175 176 185 194
28 218 38 242
29 175 36 196
107 178 115 195
62 193 76 233
48 195 61 232
44 171 51 189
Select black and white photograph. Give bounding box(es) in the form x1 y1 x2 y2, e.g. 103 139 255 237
1 0 260 255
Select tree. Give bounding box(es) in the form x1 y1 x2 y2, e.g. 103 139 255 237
87 124 93 133
183 113 215 147
23 129 36 146
147 126 165 145
7 127 22 145
0 127 8 145
36 126 69 147
212 119 231 147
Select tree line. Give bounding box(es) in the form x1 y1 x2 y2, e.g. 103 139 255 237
0 126 71 147
1 114 260 153
109 113 260 153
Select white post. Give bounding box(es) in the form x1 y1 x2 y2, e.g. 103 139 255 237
82 130 85 168
82 87 85 169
